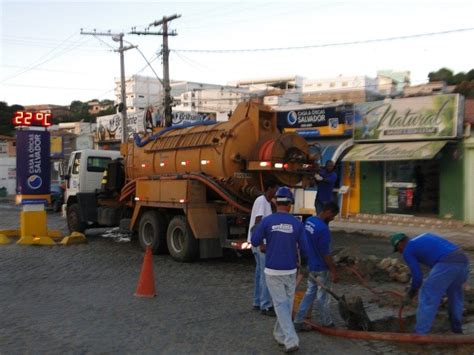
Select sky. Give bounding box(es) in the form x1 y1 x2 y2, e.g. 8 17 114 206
1 0 473 106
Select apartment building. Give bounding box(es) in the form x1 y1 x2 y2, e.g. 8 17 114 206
301 75 381 104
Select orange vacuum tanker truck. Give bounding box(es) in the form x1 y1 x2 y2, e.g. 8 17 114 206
64 101 316 261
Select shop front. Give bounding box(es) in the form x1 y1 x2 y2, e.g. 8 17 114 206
342 94 464 220
275 104 354 213
276 104 353 163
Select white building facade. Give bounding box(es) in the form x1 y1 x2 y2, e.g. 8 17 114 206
174 87 249 121
301 75 381 104
115 75 163 113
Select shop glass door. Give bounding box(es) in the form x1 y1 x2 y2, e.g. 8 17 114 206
385 161 439 216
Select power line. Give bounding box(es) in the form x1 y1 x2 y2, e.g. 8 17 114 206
172 50 208 72
81 29 136 143
1 38 93 83
130 44 163 85
94 53 161 101
1 32 82 82
92 34 118 51
173 27 474 53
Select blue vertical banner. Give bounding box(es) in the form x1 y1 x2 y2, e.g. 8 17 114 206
16 130 50 197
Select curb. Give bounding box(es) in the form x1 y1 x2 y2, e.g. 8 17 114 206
331 225 474 252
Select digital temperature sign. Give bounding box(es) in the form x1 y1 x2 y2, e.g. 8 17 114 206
13 111 52 127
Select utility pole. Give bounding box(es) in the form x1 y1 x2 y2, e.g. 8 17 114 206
130 14 181 127
80 29 136 143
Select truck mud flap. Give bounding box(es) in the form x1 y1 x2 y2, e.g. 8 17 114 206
76 193 98 223
199 239 222 259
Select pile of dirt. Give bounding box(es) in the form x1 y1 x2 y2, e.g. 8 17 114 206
333 247 410 284
464 288 474 314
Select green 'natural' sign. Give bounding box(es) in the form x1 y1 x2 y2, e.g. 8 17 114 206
353 94 460 142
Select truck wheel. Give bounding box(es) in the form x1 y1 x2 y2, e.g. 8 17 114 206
67 203 86 233
167 215 198 262
138 211 168 254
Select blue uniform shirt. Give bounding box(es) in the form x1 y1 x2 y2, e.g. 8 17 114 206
403 233 460 290
251 212 307 271
316 169 337 203
303 216 331 272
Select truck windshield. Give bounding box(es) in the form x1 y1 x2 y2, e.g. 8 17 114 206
87 157 112 172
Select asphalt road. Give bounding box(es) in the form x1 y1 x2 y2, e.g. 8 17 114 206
0 206 472 354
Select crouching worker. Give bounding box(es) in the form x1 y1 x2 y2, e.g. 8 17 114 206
251 187 307 353
294 202 340 331
391 232 470 334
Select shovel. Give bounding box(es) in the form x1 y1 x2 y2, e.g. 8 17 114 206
308 273 373 331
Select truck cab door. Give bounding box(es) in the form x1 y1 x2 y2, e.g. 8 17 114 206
66 152 81 200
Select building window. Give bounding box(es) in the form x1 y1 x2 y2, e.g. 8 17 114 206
342 82 348 87
330 82 335 87
138 95 145 98
317 83 322 87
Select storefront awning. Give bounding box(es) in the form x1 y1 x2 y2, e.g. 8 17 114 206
342 141 448 162
309 139 354 164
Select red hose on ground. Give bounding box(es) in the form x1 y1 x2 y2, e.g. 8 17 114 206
398 305 406 333
344 266 404 299
305 320 474 344
344 266 407 332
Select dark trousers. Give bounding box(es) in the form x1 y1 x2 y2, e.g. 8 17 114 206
315 200 324 215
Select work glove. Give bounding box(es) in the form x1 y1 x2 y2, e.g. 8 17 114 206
315 174 323 182
402 288 417 306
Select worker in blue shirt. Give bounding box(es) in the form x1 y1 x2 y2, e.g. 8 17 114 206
294 202 340 331
391 232 470 334
314 160 337 215
251 186 307 353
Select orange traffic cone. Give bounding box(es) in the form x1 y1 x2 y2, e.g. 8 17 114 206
134 246 156 298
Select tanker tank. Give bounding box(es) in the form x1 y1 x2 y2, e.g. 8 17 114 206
123 101 313 202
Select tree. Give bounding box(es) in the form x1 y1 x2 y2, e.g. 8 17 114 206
69 100 94 123
97 106 116 116
428 67 454 83
451 72 466 85
467 69 474 82
428 67 474 98
454 81 474 98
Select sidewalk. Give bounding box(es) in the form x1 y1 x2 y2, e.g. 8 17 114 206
332 217 474 251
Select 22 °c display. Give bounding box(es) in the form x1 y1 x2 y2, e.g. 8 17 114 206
13 111 52 127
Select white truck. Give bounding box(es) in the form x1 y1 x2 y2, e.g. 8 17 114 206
63 149 121 231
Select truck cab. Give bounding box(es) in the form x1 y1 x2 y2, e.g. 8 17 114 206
64 149 121 230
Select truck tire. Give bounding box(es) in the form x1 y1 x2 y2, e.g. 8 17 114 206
138 210 168 254
67 203 87 233
167 215 198 262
